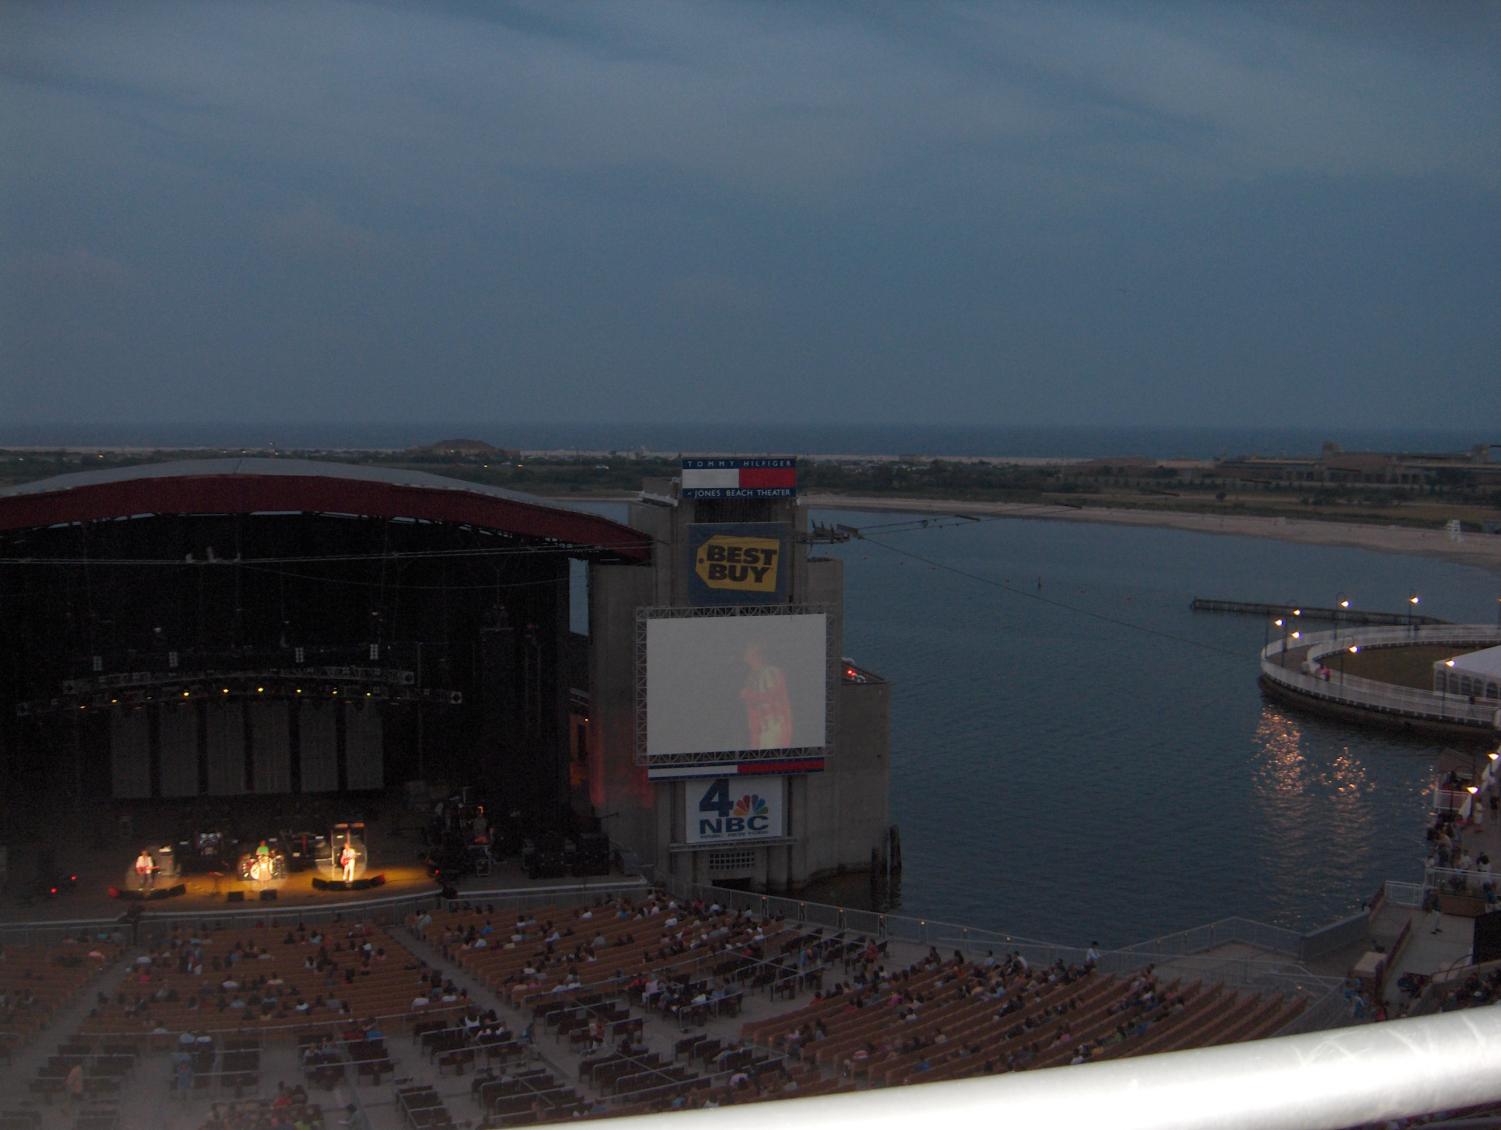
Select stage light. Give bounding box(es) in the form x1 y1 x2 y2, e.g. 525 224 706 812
221 687 229 695
182 690 190 698
296 688 303 695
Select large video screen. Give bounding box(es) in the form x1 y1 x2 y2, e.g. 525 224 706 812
646 612 827 757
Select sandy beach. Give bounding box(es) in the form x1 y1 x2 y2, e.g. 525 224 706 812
802 493 1501 574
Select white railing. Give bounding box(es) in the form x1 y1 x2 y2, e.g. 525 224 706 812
1260 625 1501 728
612 1009 1501 1130
1121 915 1306 959
1382 880 1426 908
1424 865 1497 896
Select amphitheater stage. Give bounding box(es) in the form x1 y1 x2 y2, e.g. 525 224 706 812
3 806 639 927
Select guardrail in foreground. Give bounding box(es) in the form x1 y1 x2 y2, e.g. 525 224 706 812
608 1008 1501 1130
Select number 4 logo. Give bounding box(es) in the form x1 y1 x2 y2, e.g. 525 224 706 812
698 779 732 818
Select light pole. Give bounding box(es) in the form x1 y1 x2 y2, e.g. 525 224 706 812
1340 644 1358 685
1409 591 1420 636
1335 594 1350 643
1280 607 1301 667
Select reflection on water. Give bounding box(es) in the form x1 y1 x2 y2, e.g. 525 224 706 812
1253 707 1308 797
1250 705 1386 917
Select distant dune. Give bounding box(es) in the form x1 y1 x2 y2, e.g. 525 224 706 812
802 493 1501 574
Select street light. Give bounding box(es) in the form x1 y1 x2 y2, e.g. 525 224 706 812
1336 594 1350 642
1409 591 1420 635
1340 644 1358 685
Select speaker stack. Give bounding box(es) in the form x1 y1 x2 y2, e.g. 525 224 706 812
571 833 611 877
1474 910 1501 964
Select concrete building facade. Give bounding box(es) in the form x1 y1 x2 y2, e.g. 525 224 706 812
586 471 891 893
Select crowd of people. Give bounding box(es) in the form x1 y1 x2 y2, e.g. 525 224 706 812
195 1086 325 1130
79 921 421 1031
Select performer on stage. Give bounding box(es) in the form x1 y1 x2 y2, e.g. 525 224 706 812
740 641 792 750
134 849 155 890
254 840 271 881
340 839 357 883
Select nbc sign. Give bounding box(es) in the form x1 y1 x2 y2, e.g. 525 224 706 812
684 776 787 844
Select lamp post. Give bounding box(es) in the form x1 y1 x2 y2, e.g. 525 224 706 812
1341 644 1358 685
1336 594 1350 642
1409 591 1420 636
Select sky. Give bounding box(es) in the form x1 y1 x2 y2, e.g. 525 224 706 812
2 0 1498 435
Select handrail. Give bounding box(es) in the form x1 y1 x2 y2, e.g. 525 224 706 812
0 878 652 945
602 1009 1501 1130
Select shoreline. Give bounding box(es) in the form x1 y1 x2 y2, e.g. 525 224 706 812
800 493 1501 574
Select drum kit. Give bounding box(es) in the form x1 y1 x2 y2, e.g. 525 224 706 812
237 845 288 882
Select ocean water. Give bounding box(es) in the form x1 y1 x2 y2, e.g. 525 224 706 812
572 498 1499 947
816 510 1500 946
0 422 1489 461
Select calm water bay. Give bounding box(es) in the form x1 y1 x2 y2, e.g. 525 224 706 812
816 510 1499 946
569 499 1498 946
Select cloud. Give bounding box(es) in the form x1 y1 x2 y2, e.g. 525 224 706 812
15 247 131 290
2 1 1496 431
259 202 376 259
662 272 773 318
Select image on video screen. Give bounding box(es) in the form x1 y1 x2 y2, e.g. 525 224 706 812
645 613 827 757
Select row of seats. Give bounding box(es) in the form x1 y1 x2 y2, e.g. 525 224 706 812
0 938 123 1051
743 947 1307 1090
75 923 461 1039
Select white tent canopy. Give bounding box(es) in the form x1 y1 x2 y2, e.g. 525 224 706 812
1436 644 1501 702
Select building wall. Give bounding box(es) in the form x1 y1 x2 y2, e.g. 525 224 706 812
588 560 658 867
588 488 891 891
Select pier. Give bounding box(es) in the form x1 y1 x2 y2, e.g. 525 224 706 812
1192 597 1447 626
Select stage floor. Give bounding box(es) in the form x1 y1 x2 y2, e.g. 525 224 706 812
2 804 634 924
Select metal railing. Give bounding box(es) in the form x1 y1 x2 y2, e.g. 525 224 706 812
1120 916 1305 960
0 878 651 947
602 1009 1501 1130
1423 865 1497 898
655 878 1341 1004
1383 880 1426 908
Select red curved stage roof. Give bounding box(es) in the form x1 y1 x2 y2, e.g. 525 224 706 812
0 458 650 562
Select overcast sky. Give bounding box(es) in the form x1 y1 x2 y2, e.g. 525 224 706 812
3 1 1498 434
